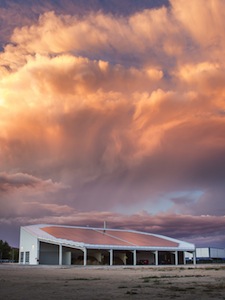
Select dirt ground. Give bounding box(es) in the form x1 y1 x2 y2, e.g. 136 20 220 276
0 264 225 300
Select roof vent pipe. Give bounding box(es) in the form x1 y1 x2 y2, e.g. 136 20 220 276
103 221 107 233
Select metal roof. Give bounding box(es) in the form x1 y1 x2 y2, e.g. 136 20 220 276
21 224 195 251
42 226 179 247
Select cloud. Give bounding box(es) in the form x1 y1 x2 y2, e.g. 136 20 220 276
0 172 68 219
171 0 225 48
1 210 225 247
0 172 65 191
0 0 169 51
0 172 40 186
0 7 182 69
1 0 225 246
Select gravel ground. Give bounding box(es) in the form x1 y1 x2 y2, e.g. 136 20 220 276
0 264 225 300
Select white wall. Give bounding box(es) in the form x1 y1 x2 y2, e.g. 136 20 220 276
19 228 39 265
186 247 225 260
210 248 225 258
196 248 210 258
62 251 71 265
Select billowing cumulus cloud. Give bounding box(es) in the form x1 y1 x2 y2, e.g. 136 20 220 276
0 0 225 247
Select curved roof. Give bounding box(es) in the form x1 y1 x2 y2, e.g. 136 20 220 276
22 224 195 251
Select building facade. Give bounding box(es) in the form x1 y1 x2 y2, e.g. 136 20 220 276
186 247 225 263
19 224 196 266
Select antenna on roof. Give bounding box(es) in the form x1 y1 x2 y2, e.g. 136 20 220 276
103 221 107 233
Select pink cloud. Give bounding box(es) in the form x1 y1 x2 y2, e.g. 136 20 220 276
1 0 225 247
1 211 225 247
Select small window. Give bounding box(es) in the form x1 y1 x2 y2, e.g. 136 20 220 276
25 251 30 263
20 252 24 263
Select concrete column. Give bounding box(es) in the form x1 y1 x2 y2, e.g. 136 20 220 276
133 250 136 266
155 251 158 266
109 249 113 266
59 244 62 266
193 250 196 265
183 252 186 265
83 248 87 266
174 251 178 265
36 240 40 265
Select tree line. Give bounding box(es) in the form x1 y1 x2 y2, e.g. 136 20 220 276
0 240 19 262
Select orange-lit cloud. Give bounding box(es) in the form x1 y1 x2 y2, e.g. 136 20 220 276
1 0 225 247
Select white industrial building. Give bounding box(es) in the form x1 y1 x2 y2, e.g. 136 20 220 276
186 247 225 263
19 224 196 266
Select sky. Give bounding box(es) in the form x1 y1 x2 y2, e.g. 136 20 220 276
0 0 225 249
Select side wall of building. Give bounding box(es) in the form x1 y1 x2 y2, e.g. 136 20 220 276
19 228 39 265
196 248 210 258
209 248 225 258
196 247 225 259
